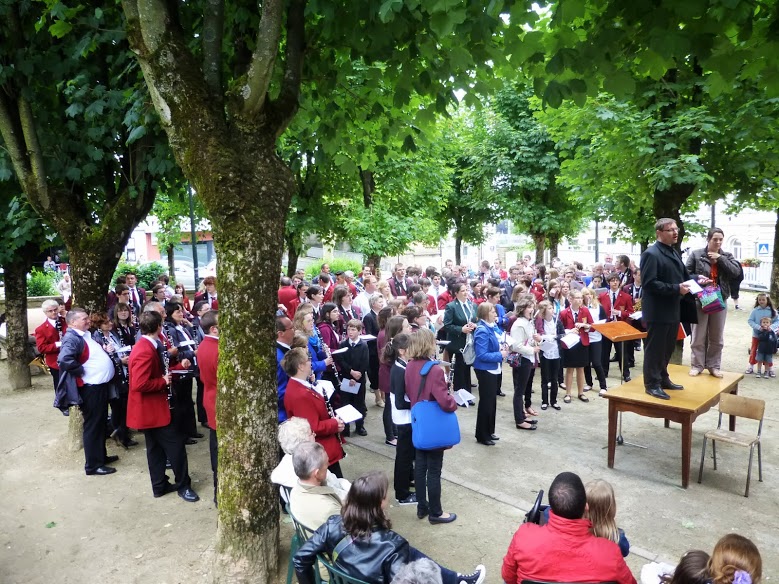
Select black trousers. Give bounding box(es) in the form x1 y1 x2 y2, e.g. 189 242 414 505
643 322 678 388
474 369 498 441
394 424 416 500
142 422 191 496
452 351 471 392
585 341 608 390
110 384 130 443
540 355 560 405
339 380 366 436
512 359 534 424
415 449 444 517
172 377 198 438
50 368 60 393
382 398 397 441
602 338 633 380
196 376 207 424
209 428 218 503
79 382 110 473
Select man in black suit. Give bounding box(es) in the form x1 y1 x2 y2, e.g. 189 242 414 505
362 293 385 407
640 218 698 400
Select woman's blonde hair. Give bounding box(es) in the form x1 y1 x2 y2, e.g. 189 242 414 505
292 303 314 331
537 300 553 319
476 301 494 320
406 328 437 360
582 288 600 309
708 533 762 584
585 479 620 544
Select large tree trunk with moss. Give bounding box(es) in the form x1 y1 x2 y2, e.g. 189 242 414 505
285 232 301 277
3 255 34 389
68 245 126 313
653 183 696 252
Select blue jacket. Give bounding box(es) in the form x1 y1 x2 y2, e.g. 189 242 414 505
473 320 504 371
276 342 290 422
495 303 509 331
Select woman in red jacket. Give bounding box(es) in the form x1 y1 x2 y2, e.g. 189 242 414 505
404 329 458 525
282 347 346 477
558 290 593 404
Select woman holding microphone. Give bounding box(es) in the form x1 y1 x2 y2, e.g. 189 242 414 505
473 303 509 446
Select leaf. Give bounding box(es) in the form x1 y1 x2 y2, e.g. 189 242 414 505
126 125 147 145
48 20 72 39
45 522 56 528
603 71 636 98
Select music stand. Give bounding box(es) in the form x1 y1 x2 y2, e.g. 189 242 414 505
591 320 648 448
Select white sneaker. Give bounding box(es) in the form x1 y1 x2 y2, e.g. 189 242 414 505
599 388 607 397
770 369 776 378
745 366 754 374
458 565 486 584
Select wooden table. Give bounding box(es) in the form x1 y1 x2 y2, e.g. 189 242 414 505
603 364 742 488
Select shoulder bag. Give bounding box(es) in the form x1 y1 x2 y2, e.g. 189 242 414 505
411 361 461 450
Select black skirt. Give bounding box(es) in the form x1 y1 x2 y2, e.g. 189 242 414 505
564 342 589 368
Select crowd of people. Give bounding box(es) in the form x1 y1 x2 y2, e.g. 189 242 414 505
26 220 763 583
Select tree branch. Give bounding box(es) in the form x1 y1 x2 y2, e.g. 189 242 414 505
17 98 50 205
243 0 286 115
273 0 306 134
202 0 225 97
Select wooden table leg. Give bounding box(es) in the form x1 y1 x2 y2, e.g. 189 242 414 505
729 383 738 431
681 416 693 488
608 400 617 468
664 419 670 428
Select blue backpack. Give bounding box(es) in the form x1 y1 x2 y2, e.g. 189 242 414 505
410 361 461 450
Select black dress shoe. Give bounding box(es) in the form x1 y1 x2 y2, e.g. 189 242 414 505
165 460 173 469
476 439 496 446
623 376 631 383
662 380 684 390
191 432 205 439
185 438 198 445
497 390 506 397
490 434 500 440
417 509 429 520
429 513 457 524
645 387 671 400
122 439 139 447
356 427 368 436
178 488 200 503
86 466 116 476
153 483 177 498
105 455 119 464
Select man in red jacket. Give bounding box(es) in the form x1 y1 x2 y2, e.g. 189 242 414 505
197 310 219 505
502 472 636 584
127 311 199 503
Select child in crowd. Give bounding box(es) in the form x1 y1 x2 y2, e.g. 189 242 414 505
387 333 415 505
708 533 762 584
585 479 630 558
640 550 710 584
745 293 778 375
754 317 777 379
333 319 369 437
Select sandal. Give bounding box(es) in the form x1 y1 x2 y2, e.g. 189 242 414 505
578 394 589 403
563 395 572 404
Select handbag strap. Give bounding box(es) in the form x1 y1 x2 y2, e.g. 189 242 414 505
416 360 440 402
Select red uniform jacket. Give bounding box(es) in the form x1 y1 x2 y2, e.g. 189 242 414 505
502 511 636 584
198 335 219 430
35 318 67 370
284 377 344 467
598 289 634 322
436 291 453 312
194 291 219 310
127 337 179 430
278 286 298 315
559 306 593 347
426 294 438 315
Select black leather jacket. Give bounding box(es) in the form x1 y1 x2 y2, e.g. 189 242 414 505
294 515 412 584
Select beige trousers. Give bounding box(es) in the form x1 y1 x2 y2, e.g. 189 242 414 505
690 306 727 370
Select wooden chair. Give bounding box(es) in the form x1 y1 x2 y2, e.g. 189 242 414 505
697 393 765 497
318 555 371 584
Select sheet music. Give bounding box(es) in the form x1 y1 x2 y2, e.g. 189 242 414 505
339 378 360 394
630 311 643 320
453 388 475 407
334 404 363 424
561 332 580 349
331 347 349 355
316 379 335 400
683 279 703 294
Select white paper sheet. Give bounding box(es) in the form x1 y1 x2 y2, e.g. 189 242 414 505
331 347 349 355
630 311 643 320
592 318 607 325
178 339 196 347
561 332 580 349
334 404 363 424
114 345 132 353
359 334 376 341
339 377 360 394
453 388 475 407
682 279 703 294
316 379 335 400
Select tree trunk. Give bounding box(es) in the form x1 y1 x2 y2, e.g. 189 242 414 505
454 235 462 265
653 183 695 252
167 245 175 279
365 254 382 280
531 232 545 265
3 255 34 389
285 232 300 277
549 234 560 260
771 208 779 301
68 246 124 314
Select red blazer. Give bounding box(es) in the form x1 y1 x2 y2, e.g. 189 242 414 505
278 286 297 315
127 337 172 430
559 306 593 347
198 335 219 430
35 319 67 370
322 283 335 303
194 291 219 310
598 289 634 322
284 377 344 467
436 291 453 312
426 294 438 315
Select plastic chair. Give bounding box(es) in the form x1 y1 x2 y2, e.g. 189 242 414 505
285 504 324 584
318 555 371 584
697 393 765 497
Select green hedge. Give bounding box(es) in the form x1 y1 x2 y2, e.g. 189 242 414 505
305 257 363 282
28 269 57 297
111 261 167 291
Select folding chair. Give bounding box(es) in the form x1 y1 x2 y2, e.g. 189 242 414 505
697 393 765 497
318 555 371 584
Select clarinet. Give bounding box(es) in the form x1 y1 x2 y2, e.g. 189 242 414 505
161 323 176 409
55 316 64 340
311 327 346 453
307 348 346 453
314 324 342 383
99 330 123 378
447 354 456 394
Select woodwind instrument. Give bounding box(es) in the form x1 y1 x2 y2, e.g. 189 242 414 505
447 354 455 394
312 326 346 453
633 297 642 311
161 323 176 409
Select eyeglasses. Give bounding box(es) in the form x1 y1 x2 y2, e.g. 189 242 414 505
661 228 679 232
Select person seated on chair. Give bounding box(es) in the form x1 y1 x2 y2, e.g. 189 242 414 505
270 417 350 501
289 441 343 530
502 471 636 584
294 470 486 584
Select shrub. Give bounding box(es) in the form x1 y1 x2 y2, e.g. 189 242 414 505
112 260 167 290
305 257 363 282
28 269 57 297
